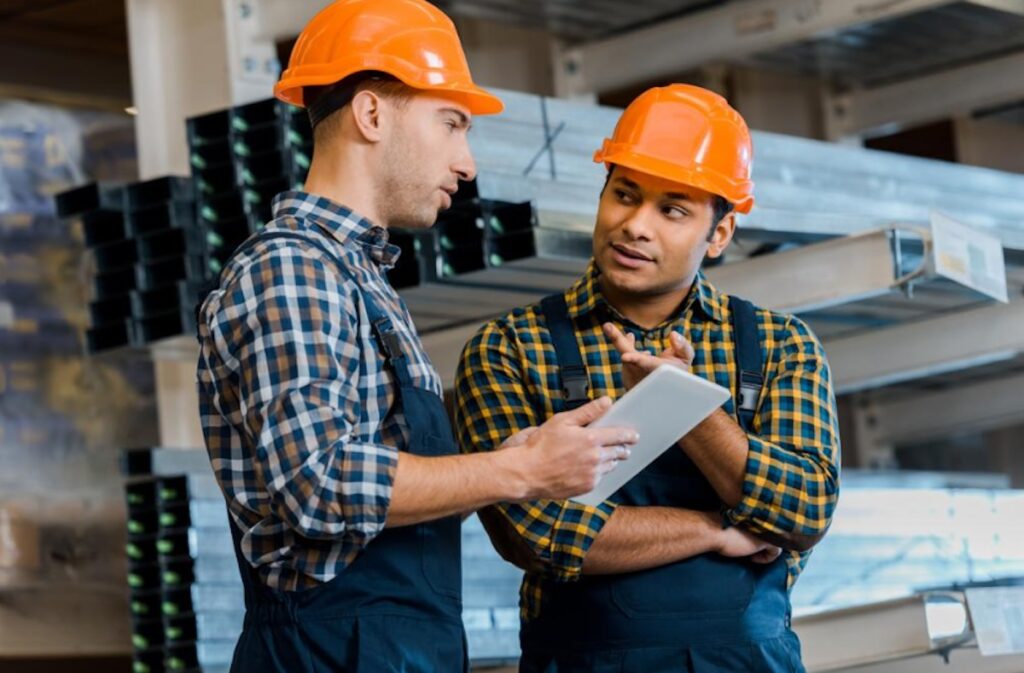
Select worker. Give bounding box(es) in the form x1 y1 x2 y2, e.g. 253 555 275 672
195 1 637 671
454 84 841 672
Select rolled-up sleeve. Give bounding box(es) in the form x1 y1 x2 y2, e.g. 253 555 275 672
204 246 397 545
724 315 840 548
454 319 615 582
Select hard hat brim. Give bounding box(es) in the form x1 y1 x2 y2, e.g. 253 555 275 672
275 70 504 116
595 144 754 214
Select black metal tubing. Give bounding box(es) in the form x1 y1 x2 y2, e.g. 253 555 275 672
125 200 198 238
126 177 196 210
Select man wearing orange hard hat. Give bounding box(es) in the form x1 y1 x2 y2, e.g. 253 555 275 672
455 85 840 671
195 1 638 671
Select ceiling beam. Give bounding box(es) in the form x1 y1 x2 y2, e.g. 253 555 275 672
964 0 1024 17
555 0 958 97
0 40 130 110
825 50 1024 140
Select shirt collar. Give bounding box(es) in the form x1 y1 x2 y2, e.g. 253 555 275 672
271 190 401 267
564 259 724 326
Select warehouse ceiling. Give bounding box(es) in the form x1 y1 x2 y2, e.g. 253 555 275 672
0 0 130 108
741 1 1024 88
0 0 127 58
437 0 728 41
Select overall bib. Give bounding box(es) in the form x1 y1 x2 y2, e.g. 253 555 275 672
201 230 468 673
519 294 804 673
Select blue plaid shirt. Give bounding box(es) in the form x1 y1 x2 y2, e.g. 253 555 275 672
197 191 442 591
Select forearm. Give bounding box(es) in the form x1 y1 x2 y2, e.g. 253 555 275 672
387 451 525 527
677 408 748 507
582 506 719 575
678 411 835 552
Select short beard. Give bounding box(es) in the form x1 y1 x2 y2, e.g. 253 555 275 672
376 130 436 229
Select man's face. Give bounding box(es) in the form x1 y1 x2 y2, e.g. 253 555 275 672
378 92 476 228
592 165 734 297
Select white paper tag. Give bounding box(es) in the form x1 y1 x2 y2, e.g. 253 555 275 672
930 211 1008 303
965 586 1024 656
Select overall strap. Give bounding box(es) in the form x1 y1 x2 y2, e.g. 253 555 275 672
539 294 589 410
728 295 764 433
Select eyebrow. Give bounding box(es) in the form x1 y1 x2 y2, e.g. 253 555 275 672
441 108 472 130
615 176 693 202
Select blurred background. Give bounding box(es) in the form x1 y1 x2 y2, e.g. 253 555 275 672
1 1 1023 671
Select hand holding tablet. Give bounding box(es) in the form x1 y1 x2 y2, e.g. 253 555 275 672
570 364 731 507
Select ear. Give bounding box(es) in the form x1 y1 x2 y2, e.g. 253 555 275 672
705 212 736 260
348 89 385 143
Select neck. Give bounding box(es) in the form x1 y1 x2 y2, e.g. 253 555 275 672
302 142 386 227
599 277 694 330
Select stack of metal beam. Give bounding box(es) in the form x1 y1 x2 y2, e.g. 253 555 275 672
186 99 310 276
122 177 208 347
54 181 132 352
466 89 1024 253
117 448 528 670
122 448 239 673
54 178 216 352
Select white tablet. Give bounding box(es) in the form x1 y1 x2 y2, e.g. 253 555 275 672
570 364 731 507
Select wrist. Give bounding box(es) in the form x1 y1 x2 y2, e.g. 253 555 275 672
699 510 726 554
488 448 531 502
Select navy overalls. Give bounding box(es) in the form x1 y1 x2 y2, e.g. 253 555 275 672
518 293 805 673
200 230 468 673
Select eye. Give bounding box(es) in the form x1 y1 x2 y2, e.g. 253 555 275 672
615 189 637 204
662 205 689 219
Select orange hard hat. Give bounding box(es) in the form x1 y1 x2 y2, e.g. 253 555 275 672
594 84 754 214
274 0 503 116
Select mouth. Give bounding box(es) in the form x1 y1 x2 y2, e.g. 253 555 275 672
439 187 455 208
610 242 654 267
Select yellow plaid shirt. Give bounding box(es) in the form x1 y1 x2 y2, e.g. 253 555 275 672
454 261 840 621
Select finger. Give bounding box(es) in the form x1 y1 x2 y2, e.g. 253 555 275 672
552 396 611 427
591 427 640 447
501 426 539 448
599 444 632 462
669 331 695 362
621 352 663 372
752 547 782 564
602 322 636 356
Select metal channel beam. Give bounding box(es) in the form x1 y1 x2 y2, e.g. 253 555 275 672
422 228 926 386
793 592 969 673
870 372 1024 443
536 225 924 315
826 299 1024 395
704 229 908 314
827 51 1024 139
558 0 957 97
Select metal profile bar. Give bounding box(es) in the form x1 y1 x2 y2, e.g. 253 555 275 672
793 591 971 672
825 299 1024 395
705 228 928 314
869 373 1024 443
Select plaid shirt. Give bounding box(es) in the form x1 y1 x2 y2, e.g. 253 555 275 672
197 191 442 591
454 262 840 620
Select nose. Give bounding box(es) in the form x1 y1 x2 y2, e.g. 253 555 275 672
620 205 655 241
453 134 477 182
